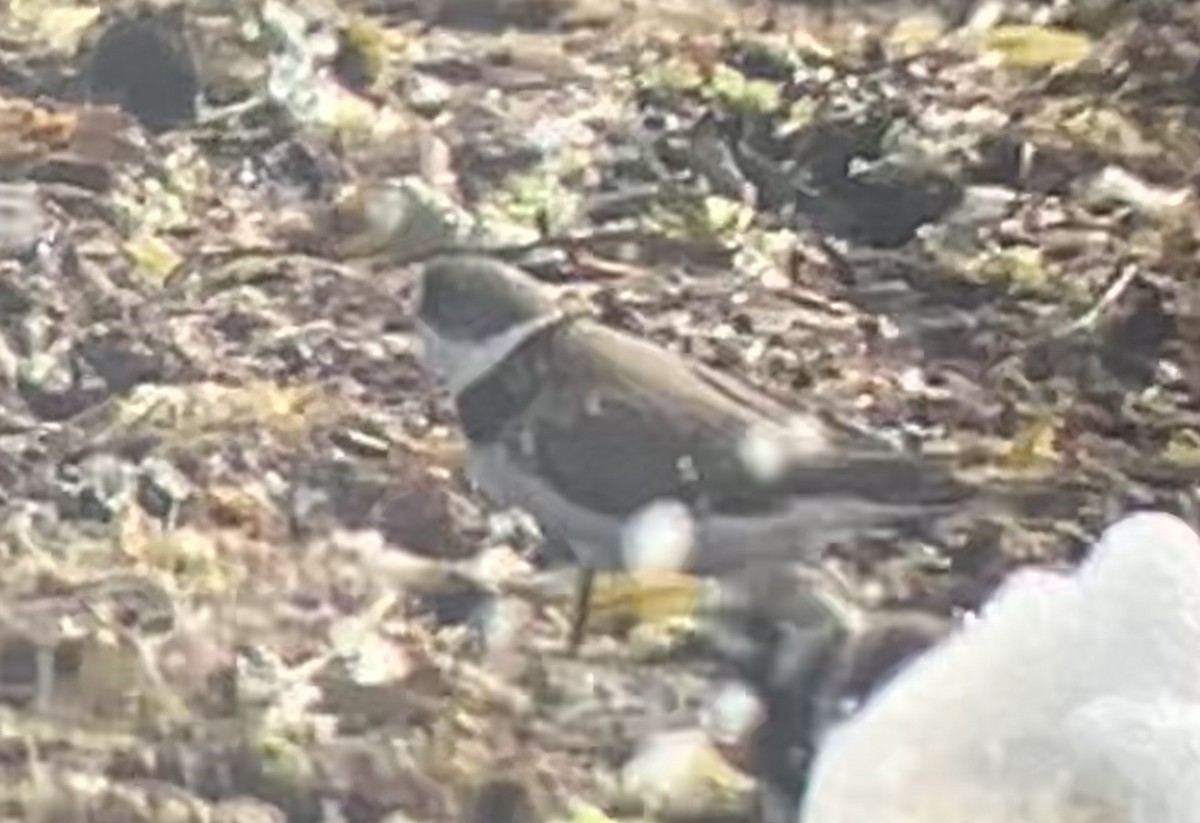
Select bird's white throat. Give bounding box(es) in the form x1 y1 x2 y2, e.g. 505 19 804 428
417 311 563 395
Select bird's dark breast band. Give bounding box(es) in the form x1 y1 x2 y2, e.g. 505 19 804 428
454 317 569 443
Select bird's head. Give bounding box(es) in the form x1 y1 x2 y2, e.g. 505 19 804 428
415 255 563 394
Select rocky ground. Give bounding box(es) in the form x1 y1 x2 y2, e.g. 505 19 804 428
0 0 1198 820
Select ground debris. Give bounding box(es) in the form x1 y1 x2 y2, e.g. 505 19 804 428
0 0 1194 821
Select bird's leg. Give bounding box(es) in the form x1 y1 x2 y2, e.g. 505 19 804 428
531 531 594 654
567 568 595 653
575 570 708 651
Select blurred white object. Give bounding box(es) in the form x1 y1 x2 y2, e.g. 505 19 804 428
1078 165 1191 219
801 511 1200 823
622 498 696 571
703 680 766 747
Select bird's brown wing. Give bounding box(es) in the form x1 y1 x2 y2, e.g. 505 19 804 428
507 322 966 521
687 349 969 506
502 322 788 518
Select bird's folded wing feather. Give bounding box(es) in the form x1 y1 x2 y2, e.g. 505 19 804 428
688 345 969 505
511 322 968 518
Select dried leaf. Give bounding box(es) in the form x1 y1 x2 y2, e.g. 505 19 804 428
74 630 144 714
69 105 145 164
111 381 325 439
144 529 227 592
0 99 77 151
11 0 101 53
333 177 481 261
197 485 281 539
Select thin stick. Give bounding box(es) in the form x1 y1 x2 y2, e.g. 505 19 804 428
1053 264 1138 339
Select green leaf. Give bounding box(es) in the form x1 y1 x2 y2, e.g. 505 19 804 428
708 65 781 115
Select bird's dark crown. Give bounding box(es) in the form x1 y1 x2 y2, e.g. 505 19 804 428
417 255 558 342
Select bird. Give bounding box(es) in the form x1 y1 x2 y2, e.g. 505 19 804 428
413 254 971 647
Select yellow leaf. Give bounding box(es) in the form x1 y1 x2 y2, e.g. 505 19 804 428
887 15 947 56
1004 417 1059 472
337 15 392 88
329 91 405 142
587 571 709 629
1163 430 1200 467
550 804 654 823
144 528 227 592
782 97 818 133
703 195 754 235
11 2 100 53
640 56 705 93
968 246 1054 294
123 233 182 284
1058 106 1157 157
983 25 1093 68
117 497 153 560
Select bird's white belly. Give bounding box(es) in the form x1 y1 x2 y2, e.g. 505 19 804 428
467 443 922 573
467 444 625 568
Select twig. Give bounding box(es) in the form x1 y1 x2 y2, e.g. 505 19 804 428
195 95 270 128
1052 264 1139 339
983 264 1139 379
